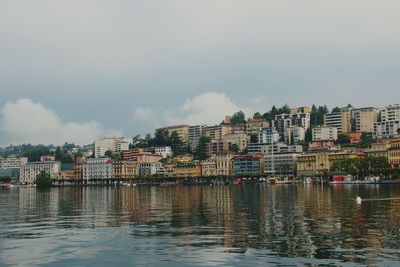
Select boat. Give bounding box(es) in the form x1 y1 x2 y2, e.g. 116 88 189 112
234 178 244 185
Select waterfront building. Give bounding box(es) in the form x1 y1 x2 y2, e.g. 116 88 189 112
297 152 363 176
246 119 269 136
20 161 61 185
156 124 190 142
82 158 113 182
365 141 391 158
113 161 138 179
189 125 206 151
175 163 202 178
214 151 235 176
232 154 265 176
324 111 351 133
312 126 338 141
154 146 172 159
265 152 300 177
200 160 217 176
95 137 129 158
374 104 400 139
388 139 400 168
139 162 163 177
202 125 232 140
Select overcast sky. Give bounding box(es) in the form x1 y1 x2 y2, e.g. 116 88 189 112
1 0 400 145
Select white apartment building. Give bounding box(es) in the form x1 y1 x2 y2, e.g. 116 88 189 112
82 158 113 182
95 137 129 158
257 128 280 144
374 104 400 139
284 126 305 144
312 126 338 141
275 113 311 134
139 162 163 177
0 157 28 168
247 143 303 155
20 161 61 185
189 125 206 151
154 146 173 158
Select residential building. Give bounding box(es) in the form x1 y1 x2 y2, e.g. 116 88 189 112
349 132 363 144
232 154 265 176
221 133 250 152
308 140 340 152
189 125 206 151
154 146 172 159
275 112 310 134
207 140 230 155
291 107 311 115
231 124 246 134
203 125 232 140
20 161 61 185
312 126 338 141
246 119 269 136
156 124 190 142
95 137 129 158
214 151 235 176
257 127 280 144
174 154 194 163
40 155 55 162
265 153 300 177
0 157 28 168
284 126 305 144
324 111 351 133
388 139 400 168
247 143 269 155
374 103 400 139
200 160 217 176
82 158 113 182
123 148 162 163
350 107 379 133
113 161 138 179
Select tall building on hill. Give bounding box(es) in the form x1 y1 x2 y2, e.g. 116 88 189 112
156 124 190 142
324 111 351 133
374 104 400 139
95 137 129 158
189 125 206 151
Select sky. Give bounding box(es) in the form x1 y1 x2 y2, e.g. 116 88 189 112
1 0 400 146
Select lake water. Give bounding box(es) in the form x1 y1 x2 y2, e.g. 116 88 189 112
1 184 400 266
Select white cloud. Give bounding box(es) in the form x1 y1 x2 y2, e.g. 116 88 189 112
0 99 121 145
133 92 254 128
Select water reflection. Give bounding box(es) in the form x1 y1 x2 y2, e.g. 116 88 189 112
1 185 400 266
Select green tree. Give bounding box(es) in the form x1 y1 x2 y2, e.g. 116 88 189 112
253 112 263 119
194 136 211 160
305 128 313 143
357 132 375 148
105 150 113 158
336 133 350 145
230 144 239 153
331 107 341 113
250 134 258 143
35 171 53 188
231 111 246 125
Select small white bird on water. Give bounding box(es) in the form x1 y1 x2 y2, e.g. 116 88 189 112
356 196 362 205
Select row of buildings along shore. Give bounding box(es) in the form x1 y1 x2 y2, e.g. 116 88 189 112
2 103 400 185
